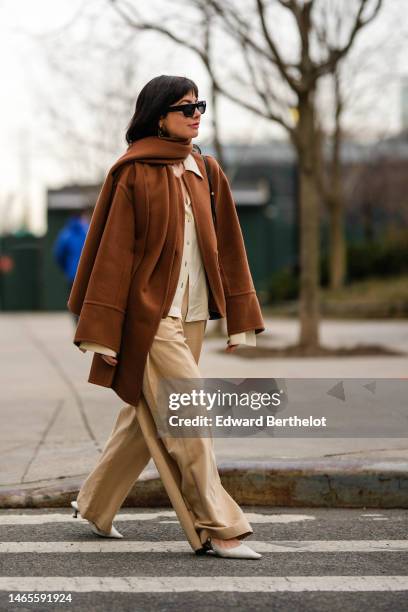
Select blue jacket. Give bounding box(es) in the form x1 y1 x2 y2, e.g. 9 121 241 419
53 216 90 282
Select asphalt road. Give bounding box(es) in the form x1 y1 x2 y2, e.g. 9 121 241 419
0 507 407 611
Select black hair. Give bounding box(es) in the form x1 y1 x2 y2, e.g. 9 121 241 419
125 75 199 144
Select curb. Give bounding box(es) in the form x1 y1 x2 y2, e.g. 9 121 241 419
1 459 407 509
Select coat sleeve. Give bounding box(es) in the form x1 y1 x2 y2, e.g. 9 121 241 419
72 167 135 354
228 330 256 346
78 342 117 357
209 157 265 337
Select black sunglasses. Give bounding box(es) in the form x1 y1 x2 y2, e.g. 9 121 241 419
166 100 206 118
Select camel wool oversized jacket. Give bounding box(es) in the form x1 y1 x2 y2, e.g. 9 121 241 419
67 136 265 406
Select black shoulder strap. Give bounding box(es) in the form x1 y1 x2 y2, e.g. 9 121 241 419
192 145 216 227
202 155 216 227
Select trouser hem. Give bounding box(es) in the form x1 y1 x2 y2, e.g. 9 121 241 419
199 521 253 544
76 501 112 535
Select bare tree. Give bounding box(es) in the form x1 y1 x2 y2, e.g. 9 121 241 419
27 11 143 182
314 8 406 291
314 63 346 291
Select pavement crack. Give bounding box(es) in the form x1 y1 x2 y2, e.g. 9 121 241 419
21 399 64 484
0 443 31 456
323 447 408 458
19 317 102 453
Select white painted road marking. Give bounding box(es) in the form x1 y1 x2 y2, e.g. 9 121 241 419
0 511 176 525
0 512 315 526
1 541 408 553
1 576 408 592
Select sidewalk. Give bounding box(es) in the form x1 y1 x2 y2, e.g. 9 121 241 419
1 312 407 508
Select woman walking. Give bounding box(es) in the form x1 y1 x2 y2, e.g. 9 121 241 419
68 75 265 559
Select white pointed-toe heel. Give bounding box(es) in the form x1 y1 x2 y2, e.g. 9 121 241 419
70 501 124 539
209 539 262 559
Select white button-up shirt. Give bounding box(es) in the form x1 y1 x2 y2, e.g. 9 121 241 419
79 153 256 356
166 155 210 321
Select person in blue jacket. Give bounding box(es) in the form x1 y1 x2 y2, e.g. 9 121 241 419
53 206 93 324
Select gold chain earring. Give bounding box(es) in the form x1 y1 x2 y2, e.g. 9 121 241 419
158 123 166 138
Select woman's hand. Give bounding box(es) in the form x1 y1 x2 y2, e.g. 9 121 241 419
225 342 240 353
100 354 118 366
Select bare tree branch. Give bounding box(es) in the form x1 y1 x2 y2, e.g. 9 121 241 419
313 0 383 80
256 0 301 92
109 0 209 65
207 0 301 75
232 37 295 134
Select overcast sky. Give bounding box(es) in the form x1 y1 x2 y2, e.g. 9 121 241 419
1 0 407 236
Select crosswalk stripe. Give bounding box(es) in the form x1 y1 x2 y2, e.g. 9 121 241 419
0 512 175 525
1 541 407 553
1 576 408 592
0 512 315 525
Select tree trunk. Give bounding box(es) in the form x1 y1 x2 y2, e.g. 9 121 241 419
296 92 321 350
210 82 225 168
328 86 347 291
328 192 346 290
210 82 226 337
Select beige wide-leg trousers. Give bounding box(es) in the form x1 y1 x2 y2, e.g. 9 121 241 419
76 276 253 550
